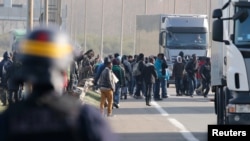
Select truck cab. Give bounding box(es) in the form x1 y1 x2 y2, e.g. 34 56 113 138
212 0 250 124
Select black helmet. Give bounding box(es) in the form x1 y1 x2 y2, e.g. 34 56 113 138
3 51 11 59
18 26 73 92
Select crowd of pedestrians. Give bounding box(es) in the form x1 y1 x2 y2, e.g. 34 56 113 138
91 52 170 114
71 49 211 116
0 43 211 115
0 26 212 141
172 51 211 98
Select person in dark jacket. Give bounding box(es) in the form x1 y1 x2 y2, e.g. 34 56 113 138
185 54 198 97
200 57 211 98
6 52 23 105
172 56 185 96
121 55 132 99
0 27 119 141
133 53 145 99
0 51 13 106
112 58 125 108
142 57 157 106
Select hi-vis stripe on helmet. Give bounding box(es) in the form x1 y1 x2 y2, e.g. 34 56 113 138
20 40 73 59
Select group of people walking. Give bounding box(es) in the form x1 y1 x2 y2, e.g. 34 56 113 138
0 25 212 140
89 50 211 117
172 51 211 98
92 52 170 116
0 51 23 106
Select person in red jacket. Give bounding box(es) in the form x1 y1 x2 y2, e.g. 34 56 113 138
195 56 206 95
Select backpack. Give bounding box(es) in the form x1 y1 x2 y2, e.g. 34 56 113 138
132 61 141 76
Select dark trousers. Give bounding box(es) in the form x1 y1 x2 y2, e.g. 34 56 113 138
145 83 153 104
129 76 136 95
135 81 144 96
0 87 7 105
8 89 19 105
202 79 210 96
175 76 183 95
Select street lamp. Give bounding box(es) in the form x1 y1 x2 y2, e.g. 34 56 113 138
100 0 105 59
27 0 34 32
174 0 176 14
84 0 87 52
120 0 124 56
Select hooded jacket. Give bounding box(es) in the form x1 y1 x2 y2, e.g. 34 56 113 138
142 62 157 84
172 56 185 78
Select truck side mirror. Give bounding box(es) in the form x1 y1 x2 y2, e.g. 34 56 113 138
212 19 223 42
159 31 166 47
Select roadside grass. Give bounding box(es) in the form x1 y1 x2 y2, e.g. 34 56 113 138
83 90 101 108
0 105 6 113
0 90 101 113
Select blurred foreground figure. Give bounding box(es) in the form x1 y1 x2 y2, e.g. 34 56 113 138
0 26 118 141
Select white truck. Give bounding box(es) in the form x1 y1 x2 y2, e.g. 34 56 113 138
135 14 209 85
211 0 250 124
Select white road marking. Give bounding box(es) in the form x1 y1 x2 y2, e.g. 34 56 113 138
151 101 199 141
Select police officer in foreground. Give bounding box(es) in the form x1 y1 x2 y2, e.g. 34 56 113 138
0 26 119 141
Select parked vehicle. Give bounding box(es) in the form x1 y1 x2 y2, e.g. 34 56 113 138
211 0 250 125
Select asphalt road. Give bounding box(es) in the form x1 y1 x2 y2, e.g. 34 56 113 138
107 84 216 141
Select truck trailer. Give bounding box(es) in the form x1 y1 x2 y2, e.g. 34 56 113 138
135 14 209 85
212 0 250 124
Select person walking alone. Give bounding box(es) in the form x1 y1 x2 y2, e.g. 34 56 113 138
99 57 116 116
200 57 211 98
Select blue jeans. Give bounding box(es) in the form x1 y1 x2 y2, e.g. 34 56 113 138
154 77 167 98
114 84 121 104
129 76 136 95
187 75 196 96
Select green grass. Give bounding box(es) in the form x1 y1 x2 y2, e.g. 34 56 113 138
0 105 6 113
83 90 101 108
0 90 101 113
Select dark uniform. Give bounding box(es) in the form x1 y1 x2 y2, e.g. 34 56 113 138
0 51 13 106
0 27 119 141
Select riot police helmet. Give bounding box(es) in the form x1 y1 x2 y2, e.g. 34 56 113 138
18 26 73 93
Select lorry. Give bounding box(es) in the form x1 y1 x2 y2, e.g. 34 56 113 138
211 0 250 125
136 14 209 85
